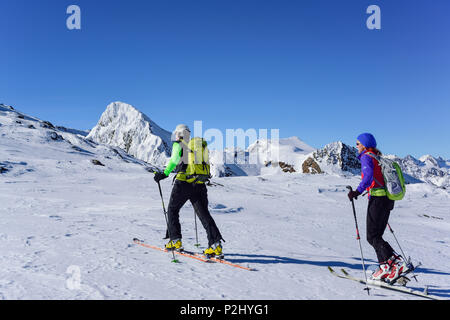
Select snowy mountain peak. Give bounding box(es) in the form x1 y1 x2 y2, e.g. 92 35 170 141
87 102 172 167
0 103 14 111
248 136 315 154
307 141 360 175
274 136 316 152
419 154 450 169
247 136 314 172
300 143 450 188
247 137 314 163
0 102 154 179
394 154 450 188
209 136 314 177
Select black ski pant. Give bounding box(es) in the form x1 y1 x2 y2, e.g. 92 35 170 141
366 195 395 263
167 180 223 247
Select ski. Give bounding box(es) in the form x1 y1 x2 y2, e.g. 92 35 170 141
328 266 442 300
193 252 257 271
133 238 256 271
133 238 211 263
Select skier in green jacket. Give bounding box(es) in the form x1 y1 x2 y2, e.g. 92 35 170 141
154 124 224 258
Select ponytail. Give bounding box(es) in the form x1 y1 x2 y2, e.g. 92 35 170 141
367 147 382 156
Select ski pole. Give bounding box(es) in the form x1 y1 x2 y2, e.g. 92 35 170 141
150 168 171 241
194 211 200 247
346 186 371 295
157 180 179 263
387 223 418 281
387 224 408 261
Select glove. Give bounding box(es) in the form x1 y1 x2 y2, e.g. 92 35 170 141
154 172 168 183
347 189 361 201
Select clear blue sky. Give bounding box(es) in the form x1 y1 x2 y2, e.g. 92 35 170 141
1 0 449 158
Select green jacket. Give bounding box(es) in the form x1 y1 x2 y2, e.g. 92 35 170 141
164 142 182 177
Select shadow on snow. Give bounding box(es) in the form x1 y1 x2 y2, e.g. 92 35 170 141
224 253 450 298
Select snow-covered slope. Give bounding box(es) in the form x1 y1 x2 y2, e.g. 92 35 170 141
1 103 450 300
209 148 259 177
87 102 172 168
247 136 315 172
0 103 157 178
0 106 450 300
210 137 315 177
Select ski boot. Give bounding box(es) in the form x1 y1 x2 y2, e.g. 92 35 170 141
165 239 183 252
370 262 392 282
204 241 224 259
386 254 410 284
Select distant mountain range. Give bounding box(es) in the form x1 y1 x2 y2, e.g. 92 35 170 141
1 101 448 189
303 142 449 188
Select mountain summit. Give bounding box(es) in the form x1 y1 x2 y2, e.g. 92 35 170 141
87 102 172 167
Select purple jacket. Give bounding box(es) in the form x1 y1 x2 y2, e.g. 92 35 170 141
357 151 384 194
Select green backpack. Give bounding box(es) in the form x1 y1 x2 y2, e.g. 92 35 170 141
177 137 211 184
366 152 406 201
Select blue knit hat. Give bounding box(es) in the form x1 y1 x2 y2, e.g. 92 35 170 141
357 133 377 148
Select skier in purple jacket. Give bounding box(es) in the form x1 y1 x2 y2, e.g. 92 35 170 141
348 133 409 282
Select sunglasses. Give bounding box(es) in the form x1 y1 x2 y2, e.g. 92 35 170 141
356 142 361 146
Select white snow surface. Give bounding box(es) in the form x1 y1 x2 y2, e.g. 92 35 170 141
1 104 450 300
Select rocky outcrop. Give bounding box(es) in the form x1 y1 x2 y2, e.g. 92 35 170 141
265 161 296 173
91 159 105 166
302 157 322 174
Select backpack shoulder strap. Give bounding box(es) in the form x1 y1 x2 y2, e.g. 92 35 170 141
363 152 384 188
365 151 380 162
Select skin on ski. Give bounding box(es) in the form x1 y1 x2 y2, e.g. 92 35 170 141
328 267 441 300
195 253 257 271
133 238 211 263
133 238 256 271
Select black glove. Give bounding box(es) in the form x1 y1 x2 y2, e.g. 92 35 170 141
348 189 361 201
154 172 168 183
